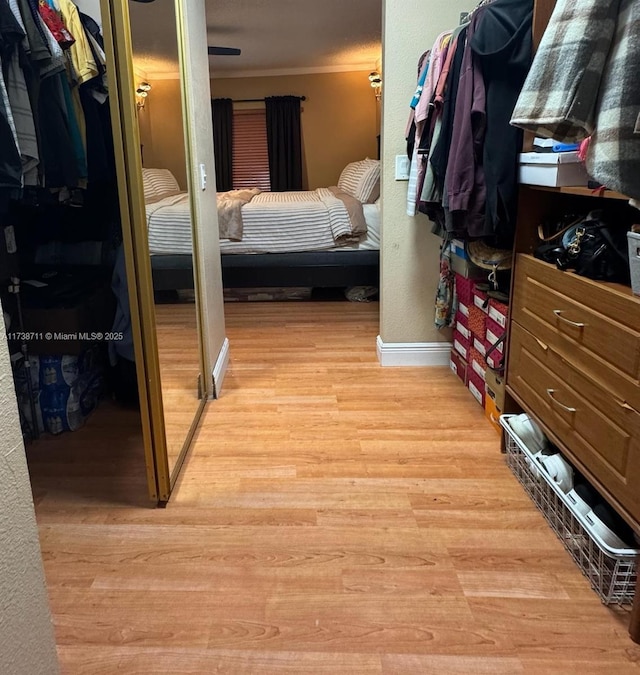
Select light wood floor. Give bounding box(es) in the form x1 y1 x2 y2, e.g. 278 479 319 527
29 300 640 674
154 302 202 474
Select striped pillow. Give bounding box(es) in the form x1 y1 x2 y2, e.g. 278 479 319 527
337 159 380 204
142 168 181 203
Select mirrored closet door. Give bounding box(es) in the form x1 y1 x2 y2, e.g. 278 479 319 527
103 0 206 501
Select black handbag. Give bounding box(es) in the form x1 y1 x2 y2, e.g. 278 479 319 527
560 217 630 283
535 211 630 283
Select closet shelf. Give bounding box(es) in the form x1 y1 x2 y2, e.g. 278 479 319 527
524 185 630 201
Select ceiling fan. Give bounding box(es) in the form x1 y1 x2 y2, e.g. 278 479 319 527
208 46 241 56
130 0 241 56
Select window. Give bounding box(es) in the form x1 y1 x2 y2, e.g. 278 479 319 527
232 109 270 191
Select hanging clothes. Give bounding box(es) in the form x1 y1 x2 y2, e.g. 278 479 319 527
471 0 533 244
445 8 486 237
511 0 640 200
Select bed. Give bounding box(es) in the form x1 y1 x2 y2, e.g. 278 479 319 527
141 161 381 291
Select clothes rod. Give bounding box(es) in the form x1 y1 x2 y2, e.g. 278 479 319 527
233 96 306 103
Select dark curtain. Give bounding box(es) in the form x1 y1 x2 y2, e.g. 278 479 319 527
211 98 233 192
265 96 302 191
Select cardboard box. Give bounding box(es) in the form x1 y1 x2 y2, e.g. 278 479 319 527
485 391 503 435
518 151 590 187
485 368 506 411
450 348 468 386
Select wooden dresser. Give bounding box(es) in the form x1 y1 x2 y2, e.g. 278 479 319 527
507 186 640 641
504 0 640 642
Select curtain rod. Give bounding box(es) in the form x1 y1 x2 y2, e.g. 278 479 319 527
232 96 306 103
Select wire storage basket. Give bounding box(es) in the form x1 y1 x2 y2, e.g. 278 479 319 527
500 414 638 606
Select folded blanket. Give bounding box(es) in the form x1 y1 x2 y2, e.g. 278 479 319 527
217 188 261 240
328 186 368 244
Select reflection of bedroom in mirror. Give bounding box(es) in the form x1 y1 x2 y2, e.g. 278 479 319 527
129 0 203 480
146 0 382 308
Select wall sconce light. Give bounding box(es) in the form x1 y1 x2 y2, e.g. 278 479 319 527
135 82 151 110
369 71 382 101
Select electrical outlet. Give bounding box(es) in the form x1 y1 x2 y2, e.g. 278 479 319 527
395 155 410 181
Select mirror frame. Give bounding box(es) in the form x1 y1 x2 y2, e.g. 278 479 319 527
101 0 207 502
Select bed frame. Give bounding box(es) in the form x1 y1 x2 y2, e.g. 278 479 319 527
151 250 380 291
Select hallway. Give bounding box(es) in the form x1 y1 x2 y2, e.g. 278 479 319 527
30 301 640 673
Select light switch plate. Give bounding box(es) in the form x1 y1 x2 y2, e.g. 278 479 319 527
395 154 410 181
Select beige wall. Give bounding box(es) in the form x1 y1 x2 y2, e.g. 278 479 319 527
0 308 59 675
380 0 468 344
211 71 379 189
179 0 227 393
138 78 188 190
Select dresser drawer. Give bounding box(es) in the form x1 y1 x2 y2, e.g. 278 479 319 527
512 255 640 410
507 321 640 525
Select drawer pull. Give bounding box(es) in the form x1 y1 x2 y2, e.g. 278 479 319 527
616 399 640 415
535 337 549 351
546 388 577 413
553 309 586 329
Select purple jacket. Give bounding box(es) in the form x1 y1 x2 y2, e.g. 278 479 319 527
445 9 487 236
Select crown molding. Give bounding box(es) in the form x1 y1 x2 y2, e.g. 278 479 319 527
211 64 375 79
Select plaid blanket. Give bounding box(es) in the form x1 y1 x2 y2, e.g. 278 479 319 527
511 0 640 199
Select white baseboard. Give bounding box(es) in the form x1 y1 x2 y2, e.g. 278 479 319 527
211 337 230 398
376 335 452 367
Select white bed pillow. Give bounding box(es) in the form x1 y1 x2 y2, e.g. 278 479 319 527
337 158 380 204
142 168 181 203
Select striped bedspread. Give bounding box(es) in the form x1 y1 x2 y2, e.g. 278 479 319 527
147 187 367 255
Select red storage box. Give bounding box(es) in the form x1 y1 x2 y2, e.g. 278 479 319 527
485 316 506 354
450 348 468 385
467 368 485 407
488 297 509 330
486 348 504 371
468 304 487 341
455 310 471 341
473 335 487 356
455 274 475 307
453 329 470 361
469 346 487 381
472 283 490 313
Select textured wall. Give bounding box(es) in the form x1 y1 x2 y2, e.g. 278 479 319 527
380 0 467 344
0 308 59 674
211 71 379 190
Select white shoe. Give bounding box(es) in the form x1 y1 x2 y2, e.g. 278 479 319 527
509 413 548 454
583 508 630 550
538 452 574 493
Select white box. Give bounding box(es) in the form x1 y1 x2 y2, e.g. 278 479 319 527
518 151 590 187
628 231 640 297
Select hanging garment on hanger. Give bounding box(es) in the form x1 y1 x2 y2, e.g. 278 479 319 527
471 0 533 244
57 0 97 85
37 0 75 49
0 54 22 192
6 0 40 183
445 8 487 237
420 24 466 207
